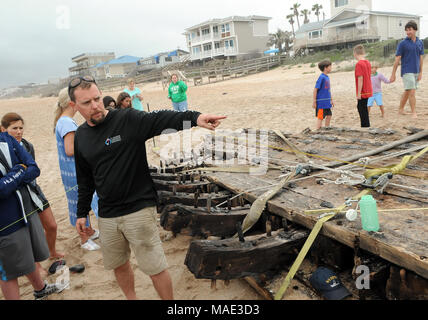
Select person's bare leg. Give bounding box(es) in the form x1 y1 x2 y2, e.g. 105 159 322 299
0 279 20 300
26 268 46 291
35 262 48 278
150 269 173 300
379 106 385 118
408 90 417 118
114 261 137 300
399 91 410 115
316 118 322 130
325 115 332 127
39 207 64 259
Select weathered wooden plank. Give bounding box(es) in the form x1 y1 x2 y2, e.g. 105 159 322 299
157 190 232 207
153 179 213 193
184 229 308 280
206 172 428 280
160 204 251 237
386 265 428 300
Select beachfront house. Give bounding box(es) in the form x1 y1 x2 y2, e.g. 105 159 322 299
294 0 421 52
69 52 115 77
91 55 141 80
184 15 271 62
137 49 189 72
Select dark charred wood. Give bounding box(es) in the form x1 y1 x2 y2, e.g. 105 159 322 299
150 173 194 181
386 265 428 300
160 204 251 238
309 235 355 271
153 179 213 193
184 228 309 280
157 190 232 207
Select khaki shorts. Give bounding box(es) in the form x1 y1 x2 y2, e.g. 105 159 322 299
98 206 168 275
402 73 419 90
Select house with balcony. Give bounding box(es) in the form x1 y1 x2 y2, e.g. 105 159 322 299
184 15 271 62
294 0 421 52
69 52 115 77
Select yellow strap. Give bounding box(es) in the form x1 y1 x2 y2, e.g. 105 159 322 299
275 189 370 300
364 146 428 179
274 213 335 300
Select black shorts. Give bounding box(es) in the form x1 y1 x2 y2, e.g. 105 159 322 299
316 107 332 120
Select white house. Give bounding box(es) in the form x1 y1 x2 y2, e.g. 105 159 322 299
184 15 271 62
294 0 421 51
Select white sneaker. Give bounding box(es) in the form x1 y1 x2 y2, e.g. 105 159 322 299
81 239 100 251
89 229 100 240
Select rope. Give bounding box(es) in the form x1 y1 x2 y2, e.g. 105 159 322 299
274 189 371 300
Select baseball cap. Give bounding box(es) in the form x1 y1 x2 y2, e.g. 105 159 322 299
309 267 351 300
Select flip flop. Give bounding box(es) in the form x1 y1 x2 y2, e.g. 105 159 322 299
69 264 85 274
48 260 67 275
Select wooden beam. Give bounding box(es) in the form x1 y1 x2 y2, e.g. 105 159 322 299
184 229 308 280
206 174 428 280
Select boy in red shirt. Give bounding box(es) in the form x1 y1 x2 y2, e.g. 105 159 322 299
354 45 373 127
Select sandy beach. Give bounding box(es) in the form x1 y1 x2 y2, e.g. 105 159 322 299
0 62 427 300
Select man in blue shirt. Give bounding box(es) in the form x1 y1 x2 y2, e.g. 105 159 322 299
390 21 424 119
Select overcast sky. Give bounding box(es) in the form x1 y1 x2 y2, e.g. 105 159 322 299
1 0 427 89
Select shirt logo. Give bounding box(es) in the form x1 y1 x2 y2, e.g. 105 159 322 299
105 135 121 146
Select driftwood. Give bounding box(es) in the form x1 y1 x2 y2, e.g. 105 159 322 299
184 228 308 280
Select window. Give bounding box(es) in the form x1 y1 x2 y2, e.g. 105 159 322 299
221 24 230 33
335 0 348 7
213 26 218 33
202 28 210 35
309 30 322 39
225 40 234 49
192 47 201 54
203 44 212 51
214 42 220 49
191 32 196 39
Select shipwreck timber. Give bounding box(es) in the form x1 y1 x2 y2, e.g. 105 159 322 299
155 127 428 299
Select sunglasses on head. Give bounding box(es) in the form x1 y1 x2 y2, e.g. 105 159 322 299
68 75 96 95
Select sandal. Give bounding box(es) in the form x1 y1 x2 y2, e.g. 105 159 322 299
48 260 67 275
69 264 85 274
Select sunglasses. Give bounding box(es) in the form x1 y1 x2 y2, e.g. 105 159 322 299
68 75 96 95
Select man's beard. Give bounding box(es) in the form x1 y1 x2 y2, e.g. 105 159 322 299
90 113 106 126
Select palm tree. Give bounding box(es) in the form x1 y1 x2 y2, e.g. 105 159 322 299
267 29 285 53
312 4 323 22
286 14 296 38
291 3 301 29
282 31 293 55
300 9 311 24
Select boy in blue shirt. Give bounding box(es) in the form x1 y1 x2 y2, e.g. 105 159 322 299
313 60 334 129
390 20 424 119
